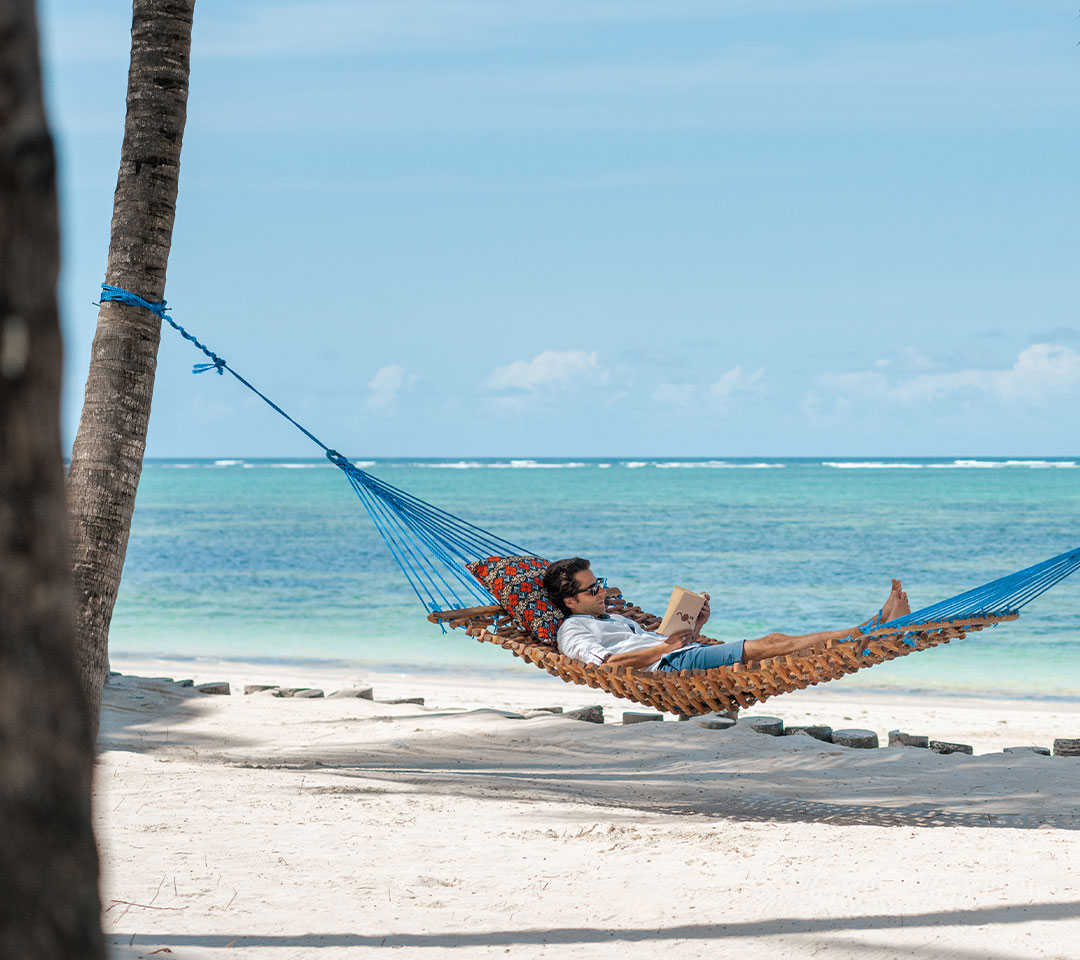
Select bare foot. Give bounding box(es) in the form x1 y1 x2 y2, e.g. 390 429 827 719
879 579 902 621
881 579 911 621
852 580 912 640
892 584 911 619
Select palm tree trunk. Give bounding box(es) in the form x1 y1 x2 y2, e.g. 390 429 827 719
0 2 106 956
67 0 196 731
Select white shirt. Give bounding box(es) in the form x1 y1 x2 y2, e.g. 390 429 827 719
557 613 670 671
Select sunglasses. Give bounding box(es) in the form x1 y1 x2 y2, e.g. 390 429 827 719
574 577 607 597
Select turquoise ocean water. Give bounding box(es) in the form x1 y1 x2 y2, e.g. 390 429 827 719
111 457 1080 699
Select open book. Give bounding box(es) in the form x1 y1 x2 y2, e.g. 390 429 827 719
658 585 707 636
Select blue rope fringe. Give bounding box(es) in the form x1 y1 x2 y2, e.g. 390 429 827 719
96 283 533 619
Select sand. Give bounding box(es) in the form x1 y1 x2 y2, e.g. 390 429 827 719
99 656 1080 959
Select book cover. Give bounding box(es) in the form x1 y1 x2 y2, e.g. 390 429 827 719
658 585 707 636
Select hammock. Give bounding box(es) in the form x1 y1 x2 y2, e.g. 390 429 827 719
427 551 1075 716
104 285 1080 715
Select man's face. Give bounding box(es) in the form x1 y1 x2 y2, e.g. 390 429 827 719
565 567 607 617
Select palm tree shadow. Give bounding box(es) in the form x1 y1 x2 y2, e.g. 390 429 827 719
111 897 1080 954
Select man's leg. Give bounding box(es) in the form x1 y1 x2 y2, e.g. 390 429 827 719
743 580 911 663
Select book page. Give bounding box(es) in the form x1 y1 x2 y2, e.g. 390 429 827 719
658 585 706 636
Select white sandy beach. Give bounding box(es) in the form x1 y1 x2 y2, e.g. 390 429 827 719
100 656 1080 960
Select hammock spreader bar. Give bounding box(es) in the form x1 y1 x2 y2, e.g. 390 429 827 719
104 283 1080 635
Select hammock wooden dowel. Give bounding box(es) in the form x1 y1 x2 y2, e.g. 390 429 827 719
427 604 504 623
859 612 1018 636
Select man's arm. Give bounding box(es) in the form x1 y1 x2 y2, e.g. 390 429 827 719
604 630 695 669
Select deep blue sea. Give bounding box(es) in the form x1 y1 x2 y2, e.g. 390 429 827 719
111 457 1080 699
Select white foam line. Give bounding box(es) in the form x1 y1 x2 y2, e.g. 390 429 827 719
415 461 588 469
655 461 785 469
241 462 332 469
413 462 486 469
822 462 925 469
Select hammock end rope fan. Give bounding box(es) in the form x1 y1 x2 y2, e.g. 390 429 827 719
103 284 1080 717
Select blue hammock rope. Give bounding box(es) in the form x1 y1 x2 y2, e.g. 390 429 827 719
100 283 1080 641
885 546 1080 629
98 284 532 621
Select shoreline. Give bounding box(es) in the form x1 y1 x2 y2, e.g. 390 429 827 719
111 647 1080 704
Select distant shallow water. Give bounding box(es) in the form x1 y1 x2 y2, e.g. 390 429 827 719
110 456 1080 700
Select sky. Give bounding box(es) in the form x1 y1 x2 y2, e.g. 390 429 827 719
39 0 1080 458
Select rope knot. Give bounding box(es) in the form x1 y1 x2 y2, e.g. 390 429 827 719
99 283 168 319
325 449 348 468
193 358 226 375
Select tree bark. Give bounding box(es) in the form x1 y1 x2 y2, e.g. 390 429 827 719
68 0 195 731
0 2 106 956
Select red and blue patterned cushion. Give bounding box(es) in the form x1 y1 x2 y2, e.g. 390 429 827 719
467 555 562 644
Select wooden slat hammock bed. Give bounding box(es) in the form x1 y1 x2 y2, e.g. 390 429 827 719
110 281 1080 716
429 599 1019 717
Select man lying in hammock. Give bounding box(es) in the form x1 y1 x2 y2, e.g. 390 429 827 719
542 557 911 671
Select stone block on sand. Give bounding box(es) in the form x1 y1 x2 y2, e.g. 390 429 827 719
175 679 194 688
195 682 230 696
743 716 784 736
889 730 929 748
244 685 279 695
1003 746 1051 756
833 729 879 749
1053 738 1080 757
377 697 425 706
565 705 604 724
327 687 374 699
786 724 833 743
623 712 663 724
929 740 973 755
696 717 736 730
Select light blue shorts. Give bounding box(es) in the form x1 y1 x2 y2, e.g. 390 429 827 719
657 640 745 671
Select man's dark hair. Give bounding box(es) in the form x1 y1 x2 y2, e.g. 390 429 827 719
543 557 592 615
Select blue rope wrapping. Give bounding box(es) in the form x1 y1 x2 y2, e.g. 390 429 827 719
99 283 537 621
102 283 1080 632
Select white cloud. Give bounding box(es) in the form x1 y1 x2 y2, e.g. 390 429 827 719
709 365 765 399
364 364 415 409
653 365 765 409
652 382 692 408
899 346 939 372
488 349 602 391
811 344 1080 414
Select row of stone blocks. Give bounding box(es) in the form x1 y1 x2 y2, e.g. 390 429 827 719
737 717 1080 757
182 681 1080 756
617 710 1080 757
186 681 423 704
